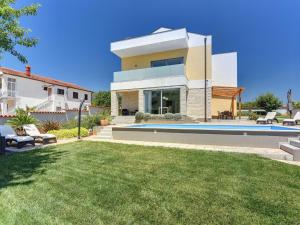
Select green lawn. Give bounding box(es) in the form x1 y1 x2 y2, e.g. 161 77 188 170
0 141 300 225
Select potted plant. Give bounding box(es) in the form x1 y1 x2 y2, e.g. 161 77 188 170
100 112 111 126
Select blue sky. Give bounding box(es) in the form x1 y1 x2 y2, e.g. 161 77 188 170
1 0 299 101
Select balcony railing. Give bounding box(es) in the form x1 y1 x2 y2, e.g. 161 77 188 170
0 90 17 98
113 64 185 82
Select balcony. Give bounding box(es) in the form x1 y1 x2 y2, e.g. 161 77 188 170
113 64 185 82
0 90 17 98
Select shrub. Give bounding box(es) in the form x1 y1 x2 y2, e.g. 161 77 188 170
135 112 144 122
143 113 151 121
6 108 38 131
82 114 101 129
99 111 112 122
174 113 182 121
40 121 60 133
248 112 259 120
164 113 174 120
47 128 88 139
61 119 78 129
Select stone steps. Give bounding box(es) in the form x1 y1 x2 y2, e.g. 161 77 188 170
279 136 300 161
95 126 113 140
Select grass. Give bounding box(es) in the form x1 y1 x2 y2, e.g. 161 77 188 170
0 141 300 225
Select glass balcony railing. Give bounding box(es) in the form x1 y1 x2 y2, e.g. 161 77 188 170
113 64 185 82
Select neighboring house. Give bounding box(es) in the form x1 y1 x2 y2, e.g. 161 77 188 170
110 27 244 120
0 66 92 115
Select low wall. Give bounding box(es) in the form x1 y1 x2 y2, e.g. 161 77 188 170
0 106 109 125
112 127 300 149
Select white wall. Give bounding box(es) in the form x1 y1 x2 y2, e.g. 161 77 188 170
0 74 92 113
212 52 237 87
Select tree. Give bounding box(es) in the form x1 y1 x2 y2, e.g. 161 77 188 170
293 101 300 109
92 91 111 107
241 101 257 110
255 93 282 112
0 0 40 63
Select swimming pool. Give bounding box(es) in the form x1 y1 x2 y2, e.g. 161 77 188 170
128 124 300 131
113 124 300 148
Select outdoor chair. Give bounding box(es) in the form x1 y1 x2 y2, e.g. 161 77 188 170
283 112 300 126
23 124 57 144
0 125 35 149
256 112 277 124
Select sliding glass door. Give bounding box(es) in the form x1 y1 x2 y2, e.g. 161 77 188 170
144 88 180 114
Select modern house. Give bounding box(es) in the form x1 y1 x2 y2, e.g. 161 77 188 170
110 28 243 121
0 66 92 115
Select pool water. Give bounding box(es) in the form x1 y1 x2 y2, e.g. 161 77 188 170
128 124 300 131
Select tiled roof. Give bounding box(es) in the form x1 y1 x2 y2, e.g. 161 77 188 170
0 67 92 92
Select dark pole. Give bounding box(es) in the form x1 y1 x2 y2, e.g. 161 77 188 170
204 37 207 122
77 99 85 140
0 134 5 155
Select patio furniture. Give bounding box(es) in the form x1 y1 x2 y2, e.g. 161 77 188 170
283 112 300 126
121 109 129 116
23 124 57 144
0 125 35 149
256 112 277 124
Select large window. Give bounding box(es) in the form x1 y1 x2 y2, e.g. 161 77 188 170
144 89 180 114
151 57 184 67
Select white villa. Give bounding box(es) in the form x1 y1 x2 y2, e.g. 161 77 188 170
110 27 244 121
0 66 92 115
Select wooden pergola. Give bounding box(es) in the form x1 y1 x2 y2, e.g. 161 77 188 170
212 86 245 119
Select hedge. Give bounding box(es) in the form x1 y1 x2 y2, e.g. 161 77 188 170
47 128 88 139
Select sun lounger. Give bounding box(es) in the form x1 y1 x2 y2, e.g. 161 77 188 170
23 124 57 144
256 112 277 124
283 112 300 126
0 125 35 148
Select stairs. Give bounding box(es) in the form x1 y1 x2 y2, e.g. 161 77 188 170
112 116 135 124
95 126 113 140
280 137 300 161
36 99 53 111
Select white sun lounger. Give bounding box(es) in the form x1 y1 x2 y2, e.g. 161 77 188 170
23 124 57 144
256 112 277 124
0 125 35 148
283 112 300 126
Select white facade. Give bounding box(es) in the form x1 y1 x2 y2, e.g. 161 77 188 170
212 52 237 87
0 71 92 115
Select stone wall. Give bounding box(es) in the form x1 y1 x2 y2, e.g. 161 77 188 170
186 87 212 119
111 91 118 116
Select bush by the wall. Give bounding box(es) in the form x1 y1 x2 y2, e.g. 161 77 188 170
248 112 259 120
164 113 174 120
143 113 151 121
135 112 144 122
47 128 88 139
174 113 182 121
40 121 60 133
